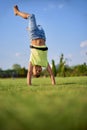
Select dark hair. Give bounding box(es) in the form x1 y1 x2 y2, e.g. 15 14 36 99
33 74 40 78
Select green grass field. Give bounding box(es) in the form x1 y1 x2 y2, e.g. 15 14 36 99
0 77 87 130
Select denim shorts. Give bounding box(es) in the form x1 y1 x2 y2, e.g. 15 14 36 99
28 14 46 41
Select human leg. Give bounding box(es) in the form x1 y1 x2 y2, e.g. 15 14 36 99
13 5 38 32
28 14 37 31
13 5 30 19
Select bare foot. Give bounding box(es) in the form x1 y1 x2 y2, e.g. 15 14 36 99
13 5 19 15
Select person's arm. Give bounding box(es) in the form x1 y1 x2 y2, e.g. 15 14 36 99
47 63 56 85
27 62 33 85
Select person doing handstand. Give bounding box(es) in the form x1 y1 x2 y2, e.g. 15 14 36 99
13 5 56 85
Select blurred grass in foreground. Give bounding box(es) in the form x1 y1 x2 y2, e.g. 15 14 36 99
0 77 87 130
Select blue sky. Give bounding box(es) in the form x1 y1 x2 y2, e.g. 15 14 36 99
0 0 87 69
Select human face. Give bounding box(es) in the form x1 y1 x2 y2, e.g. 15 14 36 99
33 65 42 77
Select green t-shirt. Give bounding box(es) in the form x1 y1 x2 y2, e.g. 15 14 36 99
30 45 48 67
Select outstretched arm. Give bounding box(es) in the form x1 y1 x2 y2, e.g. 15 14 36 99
27 62 33 86
47 63 56 85
13 5 30 19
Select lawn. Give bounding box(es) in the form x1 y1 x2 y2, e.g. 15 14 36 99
0 77 87 130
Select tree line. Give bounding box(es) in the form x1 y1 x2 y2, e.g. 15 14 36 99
51 54 87 77
0 54 87 78
0 64 27 78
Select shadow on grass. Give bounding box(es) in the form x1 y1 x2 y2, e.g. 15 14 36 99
58 82 76 85
30 82 76 87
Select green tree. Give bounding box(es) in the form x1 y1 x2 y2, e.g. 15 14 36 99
12 64 21 70
72 63 87 76
58 54 66 77
12 64 21 77
19 67 27 77
52 59 57 76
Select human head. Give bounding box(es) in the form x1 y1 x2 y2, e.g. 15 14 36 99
33 65 42 77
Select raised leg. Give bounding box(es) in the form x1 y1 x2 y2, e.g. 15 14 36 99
13 5 30 19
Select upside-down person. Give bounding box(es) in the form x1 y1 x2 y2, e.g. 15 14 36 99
13 5 56 85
